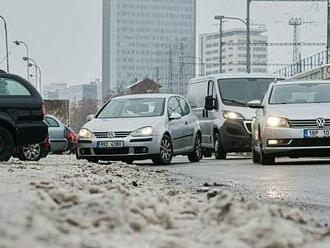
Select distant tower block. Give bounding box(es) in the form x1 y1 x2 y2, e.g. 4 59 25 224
289 17 302 63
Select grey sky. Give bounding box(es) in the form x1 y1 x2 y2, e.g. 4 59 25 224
0 0 327 85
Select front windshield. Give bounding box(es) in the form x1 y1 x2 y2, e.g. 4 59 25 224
97 98 165 118
218 78 277 106
270 83 330 104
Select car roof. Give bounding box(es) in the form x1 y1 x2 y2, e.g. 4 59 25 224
111 93 182 100
189 72 285 83
273 80 330 86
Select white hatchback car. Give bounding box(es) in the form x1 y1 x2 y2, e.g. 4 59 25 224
249 80 330 165
77 94 202 165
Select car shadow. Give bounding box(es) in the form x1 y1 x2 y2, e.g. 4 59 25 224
274 159 330 166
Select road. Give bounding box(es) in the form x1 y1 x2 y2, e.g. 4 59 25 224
138 156 330 226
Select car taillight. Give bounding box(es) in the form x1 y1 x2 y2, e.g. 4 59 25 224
66 131 77 143
41 104 46 116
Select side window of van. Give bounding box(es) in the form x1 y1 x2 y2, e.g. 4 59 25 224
187 81 208 109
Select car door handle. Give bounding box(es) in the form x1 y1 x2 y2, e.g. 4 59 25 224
185 121 188 125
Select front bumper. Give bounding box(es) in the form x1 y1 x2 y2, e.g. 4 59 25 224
77 135 161 160
262 127 330 155
220 119 252 152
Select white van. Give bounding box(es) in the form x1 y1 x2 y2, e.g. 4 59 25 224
186 73 284 159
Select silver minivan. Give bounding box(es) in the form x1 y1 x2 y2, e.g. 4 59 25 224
186 73 284 159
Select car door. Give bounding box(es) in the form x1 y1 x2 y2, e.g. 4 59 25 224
45 116 67 152
177 96 195 151
167 97 185 152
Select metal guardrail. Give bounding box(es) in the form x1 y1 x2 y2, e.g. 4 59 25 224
275 50 330 78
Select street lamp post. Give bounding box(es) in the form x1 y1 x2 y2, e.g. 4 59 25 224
13 40 29 80
0 15 9 72
215 15 251 73
214 16 224 73
23 56 41 92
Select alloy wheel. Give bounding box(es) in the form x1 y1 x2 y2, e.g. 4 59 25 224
22 144 41 161
160 137 172 161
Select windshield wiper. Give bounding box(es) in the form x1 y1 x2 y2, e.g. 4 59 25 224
222 98 247 106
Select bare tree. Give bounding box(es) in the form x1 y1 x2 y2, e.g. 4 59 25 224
69 99 98 132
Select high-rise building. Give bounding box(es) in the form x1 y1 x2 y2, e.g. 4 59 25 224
102 0 196 100
199 26 268 75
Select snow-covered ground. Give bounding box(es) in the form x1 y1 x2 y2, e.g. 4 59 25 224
0 155 329 248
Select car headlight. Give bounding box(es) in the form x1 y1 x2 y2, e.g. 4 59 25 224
131 126 154 137
78 128 94 139
266 117 289 128
223 111 244 120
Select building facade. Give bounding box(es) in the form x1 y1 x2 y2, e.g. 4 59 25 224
59 84 98 103
199 27 268 75
102 0 196 100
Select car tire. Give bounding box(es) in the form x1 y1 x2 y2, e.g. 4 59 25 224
188 134 203 163
260 149 275 165
0 127 15 162
87 157 99 163
152 135 173 165
252 145 260 164
214 132 226 160
18 144 44 162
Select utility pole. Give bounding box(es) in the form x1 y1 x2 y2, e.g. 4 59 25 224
168 45 173 93
289 17 302 63
214 16 224 73
179 43 184 95
327 0 330 63
0 15 9 72
247 0 252 73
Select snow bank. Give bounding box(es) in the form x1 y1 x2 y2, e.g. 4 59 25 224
0 156 329 248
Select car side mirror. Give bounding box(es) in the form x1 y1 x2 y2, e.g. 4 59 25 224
86 114 95 122
205 96 216 110
169 112 182 120
247 100 263 109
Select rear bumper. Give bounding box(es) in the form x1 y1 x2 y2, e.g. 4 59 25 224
16 122 48 146
220 119 252 152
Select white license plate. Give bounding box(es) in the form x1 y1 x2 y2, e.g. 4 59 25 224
304 129 330 138
97 141 124 148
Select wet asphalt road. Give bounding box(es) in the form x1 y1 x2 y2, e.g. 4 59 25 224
138 156 330 225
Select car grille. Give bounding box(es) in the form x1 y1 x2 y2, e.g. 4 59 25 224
93 147 129 155
94 131 132 139
289 119 330 128
289 138 330 147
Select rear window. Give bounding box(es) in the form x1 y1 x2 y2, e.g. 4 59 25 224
0 78 31 96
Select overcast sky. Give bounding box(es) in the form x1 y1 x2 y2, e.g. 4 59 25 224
0 0 327 85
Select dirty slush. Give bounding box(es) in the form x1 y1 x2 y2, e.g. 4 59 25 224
0 156 329 248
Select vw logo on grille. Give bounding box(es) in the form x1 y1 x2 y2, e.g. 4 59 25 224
316 117 326 128
107 131 115 139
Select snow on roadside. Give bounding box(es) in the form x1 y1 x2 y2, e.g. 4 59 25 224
0 155 329 248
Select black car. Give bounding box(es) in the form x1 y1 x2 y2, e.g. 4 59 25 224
0 70 48 161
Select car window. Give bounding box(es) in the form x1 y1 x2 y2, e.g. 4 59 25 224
168 97 183 116
186 81 208 108
45 117 60 127
0 78 31 96
97 98 165 118
177 97 190 116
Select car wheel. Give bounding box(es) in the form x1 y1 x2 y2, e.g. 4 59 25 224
188 134 202 162
260 148 275 165
87 157 99 163
19 144 44 162
0 127 14 162
152 135 173 165
252 145 260 164
214 132 226 160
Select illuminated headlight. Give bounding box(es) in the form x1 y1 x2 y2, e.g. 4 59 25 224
223 111 244 120
78 128 94 139
131 126 154 137
266 117 289 128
